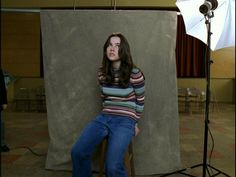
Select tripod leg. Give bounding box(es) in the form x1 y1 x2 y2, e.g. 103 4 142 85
160 167 197 177
207 164 231 177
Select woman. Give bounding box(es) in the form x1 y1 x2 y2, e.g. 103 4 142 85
71 33 145 177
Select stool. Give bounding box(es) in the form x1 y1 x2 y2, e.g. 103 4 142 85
99 139 135 177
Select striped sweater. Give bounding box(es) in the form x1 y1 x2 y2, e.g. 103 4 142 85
98 67 145 121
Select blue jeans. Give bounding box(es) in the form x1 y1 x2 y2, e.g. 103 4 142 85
71 113 136 177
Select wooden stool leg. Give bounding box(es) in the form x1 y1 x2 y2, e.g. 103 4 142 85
124 141 135 177
125 151 131 177
129 142 135 177
99 139 135 177
99 139 107 177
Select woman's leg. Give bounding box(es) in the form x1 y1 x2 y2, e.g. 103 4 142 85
105 116 136 177
71 114 108 177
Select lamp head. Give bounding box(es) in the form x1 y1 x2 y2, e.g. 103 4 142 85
199 0 218 15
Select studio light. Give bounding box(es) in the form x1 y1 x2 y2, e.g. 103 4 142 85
199 0 218 14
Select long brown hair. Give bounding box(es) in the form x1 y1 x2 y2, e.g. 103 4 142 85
101 33 134 87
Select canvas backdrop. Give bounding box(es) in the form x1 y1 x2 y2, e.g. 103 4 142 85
40 10 181 175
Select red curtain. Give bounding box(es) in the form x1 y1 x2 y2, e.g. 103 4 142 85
176 15 206 78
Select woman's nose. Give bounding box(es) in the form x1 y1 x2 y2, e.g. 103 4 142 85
110 46 115 51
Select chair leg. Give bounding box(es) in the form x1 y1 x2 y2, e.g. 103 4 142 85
125 150 131 176
99 139 135 177
129 142 135 177
99 139 107 177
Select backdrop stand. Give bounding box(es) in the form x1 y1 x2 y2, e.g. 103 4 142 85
160 10 230 177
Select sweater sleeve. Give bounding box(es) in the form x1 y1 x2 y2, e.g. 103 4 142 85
130 68 145 118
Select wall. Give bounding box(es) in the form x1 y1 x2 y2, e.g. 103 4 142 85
1 12 40 77
1 0 176 8
1 0 235 103
211 47 235 78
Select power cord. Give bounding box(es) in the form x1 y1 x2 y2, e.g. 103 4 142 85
207 121 215 176
9 146 47 156
207 85 222 175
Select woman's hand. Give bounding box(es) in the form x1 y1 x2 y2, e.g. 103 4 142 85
135 123 140 136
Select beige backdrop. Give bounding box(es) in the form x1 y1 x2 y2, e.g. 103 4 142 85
40 10 181 175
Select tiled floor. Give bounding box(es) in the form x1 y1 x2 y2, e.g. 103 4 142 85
1 103 235 177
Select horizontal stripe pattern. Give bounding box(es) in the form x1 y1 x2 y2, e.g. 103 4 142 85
98 67 145 120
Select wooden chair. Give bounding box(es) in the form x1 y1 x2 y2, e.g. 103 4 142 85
99 139 135 177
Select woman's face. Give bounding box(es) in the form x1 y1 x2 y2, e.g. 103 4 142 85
106 36 120 62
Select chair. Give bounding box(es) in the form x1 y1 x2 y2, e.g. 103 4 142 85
178 87 206 114
99 139 135 177
187 88 206 114
34 86 46 112
178 88 189 113
14 87 30 111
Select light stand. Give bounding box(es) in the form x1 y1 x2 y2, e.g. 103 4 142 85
160 7 231 177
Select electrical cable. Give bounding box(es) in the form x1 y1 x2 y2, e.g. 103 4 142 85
9 146 47 156
208 124 215 175
203 19 214 176
202 17 215 175
207 82 222 175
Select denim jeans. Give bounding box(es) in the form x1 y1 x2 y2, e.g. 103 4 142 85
71 113 136 177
